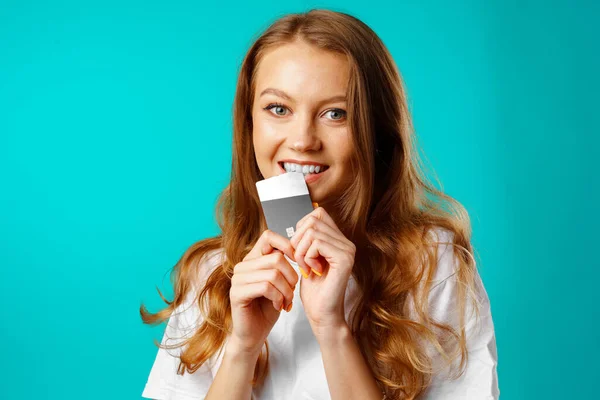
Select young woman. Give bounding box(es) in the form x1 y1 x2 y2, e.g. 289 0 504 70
140 9 499 400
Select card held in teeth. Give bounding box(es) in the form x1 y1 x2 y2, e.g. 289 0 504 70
255 172 315 241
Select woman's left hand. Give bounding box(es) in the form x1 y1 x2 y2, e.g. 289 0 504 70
290 206 356 338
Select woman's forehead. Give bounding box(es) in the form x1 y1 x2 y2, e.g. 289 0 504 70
254 43 350 102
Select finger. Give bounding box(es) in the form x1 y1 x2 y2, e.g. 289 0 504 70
293 229 346 276
244 229 296 263
232 268 295 310
234 251 300 289
296 206 338 233
305 238 353 274
291 215 347 249
231 281 285 312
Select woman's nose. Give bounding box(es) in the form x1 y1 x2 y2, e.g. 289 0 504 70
289 120 321 152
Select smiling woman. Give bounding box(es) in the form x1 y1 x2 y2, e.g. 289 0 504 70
140 8 498 400
251 41 355 213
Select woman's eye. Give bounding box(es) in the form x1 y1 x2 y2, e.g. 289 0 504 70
263 104 346 121
264 103 289 116
325 109 347 121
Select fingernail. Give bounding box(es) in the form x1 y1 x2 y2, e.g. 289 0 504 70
285 302 293 312
312 202 319 209
300 268 309 279
311 268 322 277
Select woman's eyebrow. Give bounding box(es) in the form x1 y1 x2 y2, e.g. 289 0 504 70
260 88 346 104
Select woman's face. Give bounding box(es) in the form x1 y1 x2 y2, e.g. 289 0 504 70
251 40 354 207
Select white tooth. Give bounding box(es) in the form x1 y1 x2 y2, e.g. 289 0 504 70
292 164 298 172
309 165 315 173
284 162 289 170
315 166 321 173
302 165 309 174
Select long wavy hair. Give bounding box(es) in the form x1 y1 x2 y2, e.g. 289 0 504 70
140 8 481 399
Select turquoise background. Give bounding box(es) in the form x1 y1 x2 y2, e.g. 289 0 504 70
1 1 597 398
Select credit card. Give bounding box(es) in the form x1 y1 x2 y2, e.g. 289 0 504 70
255 172 316 270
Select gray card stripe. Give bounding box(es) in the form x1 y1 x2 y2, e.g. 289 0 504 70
260 194 314 239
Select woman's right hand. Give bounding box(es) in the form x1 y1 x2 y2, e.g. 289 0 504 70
228 229 299 356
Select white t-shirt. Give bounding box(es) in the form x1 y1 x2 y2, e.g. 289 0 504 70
142 228 499 399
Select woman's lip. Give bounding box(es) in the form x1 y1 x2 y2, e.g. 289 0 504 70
278 162 329 174
304 168 326 183
278 162 328 183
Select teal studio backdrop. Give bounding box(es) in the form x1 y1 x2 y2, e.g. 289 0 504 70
0 1 597 398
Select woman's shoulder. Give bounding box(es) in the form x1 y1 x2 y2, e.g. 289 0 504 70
425 225 456 244
174 247 226 332
423 226 460 285
194 247 226 288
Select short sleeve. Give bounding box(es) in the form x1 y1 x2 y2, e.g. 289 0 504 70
142 249 225 400
419 230 500 399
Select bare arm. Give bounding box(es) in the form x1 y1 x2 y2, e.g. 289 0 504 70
205 338 261 400
205 231 299 400
318 324 383 400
